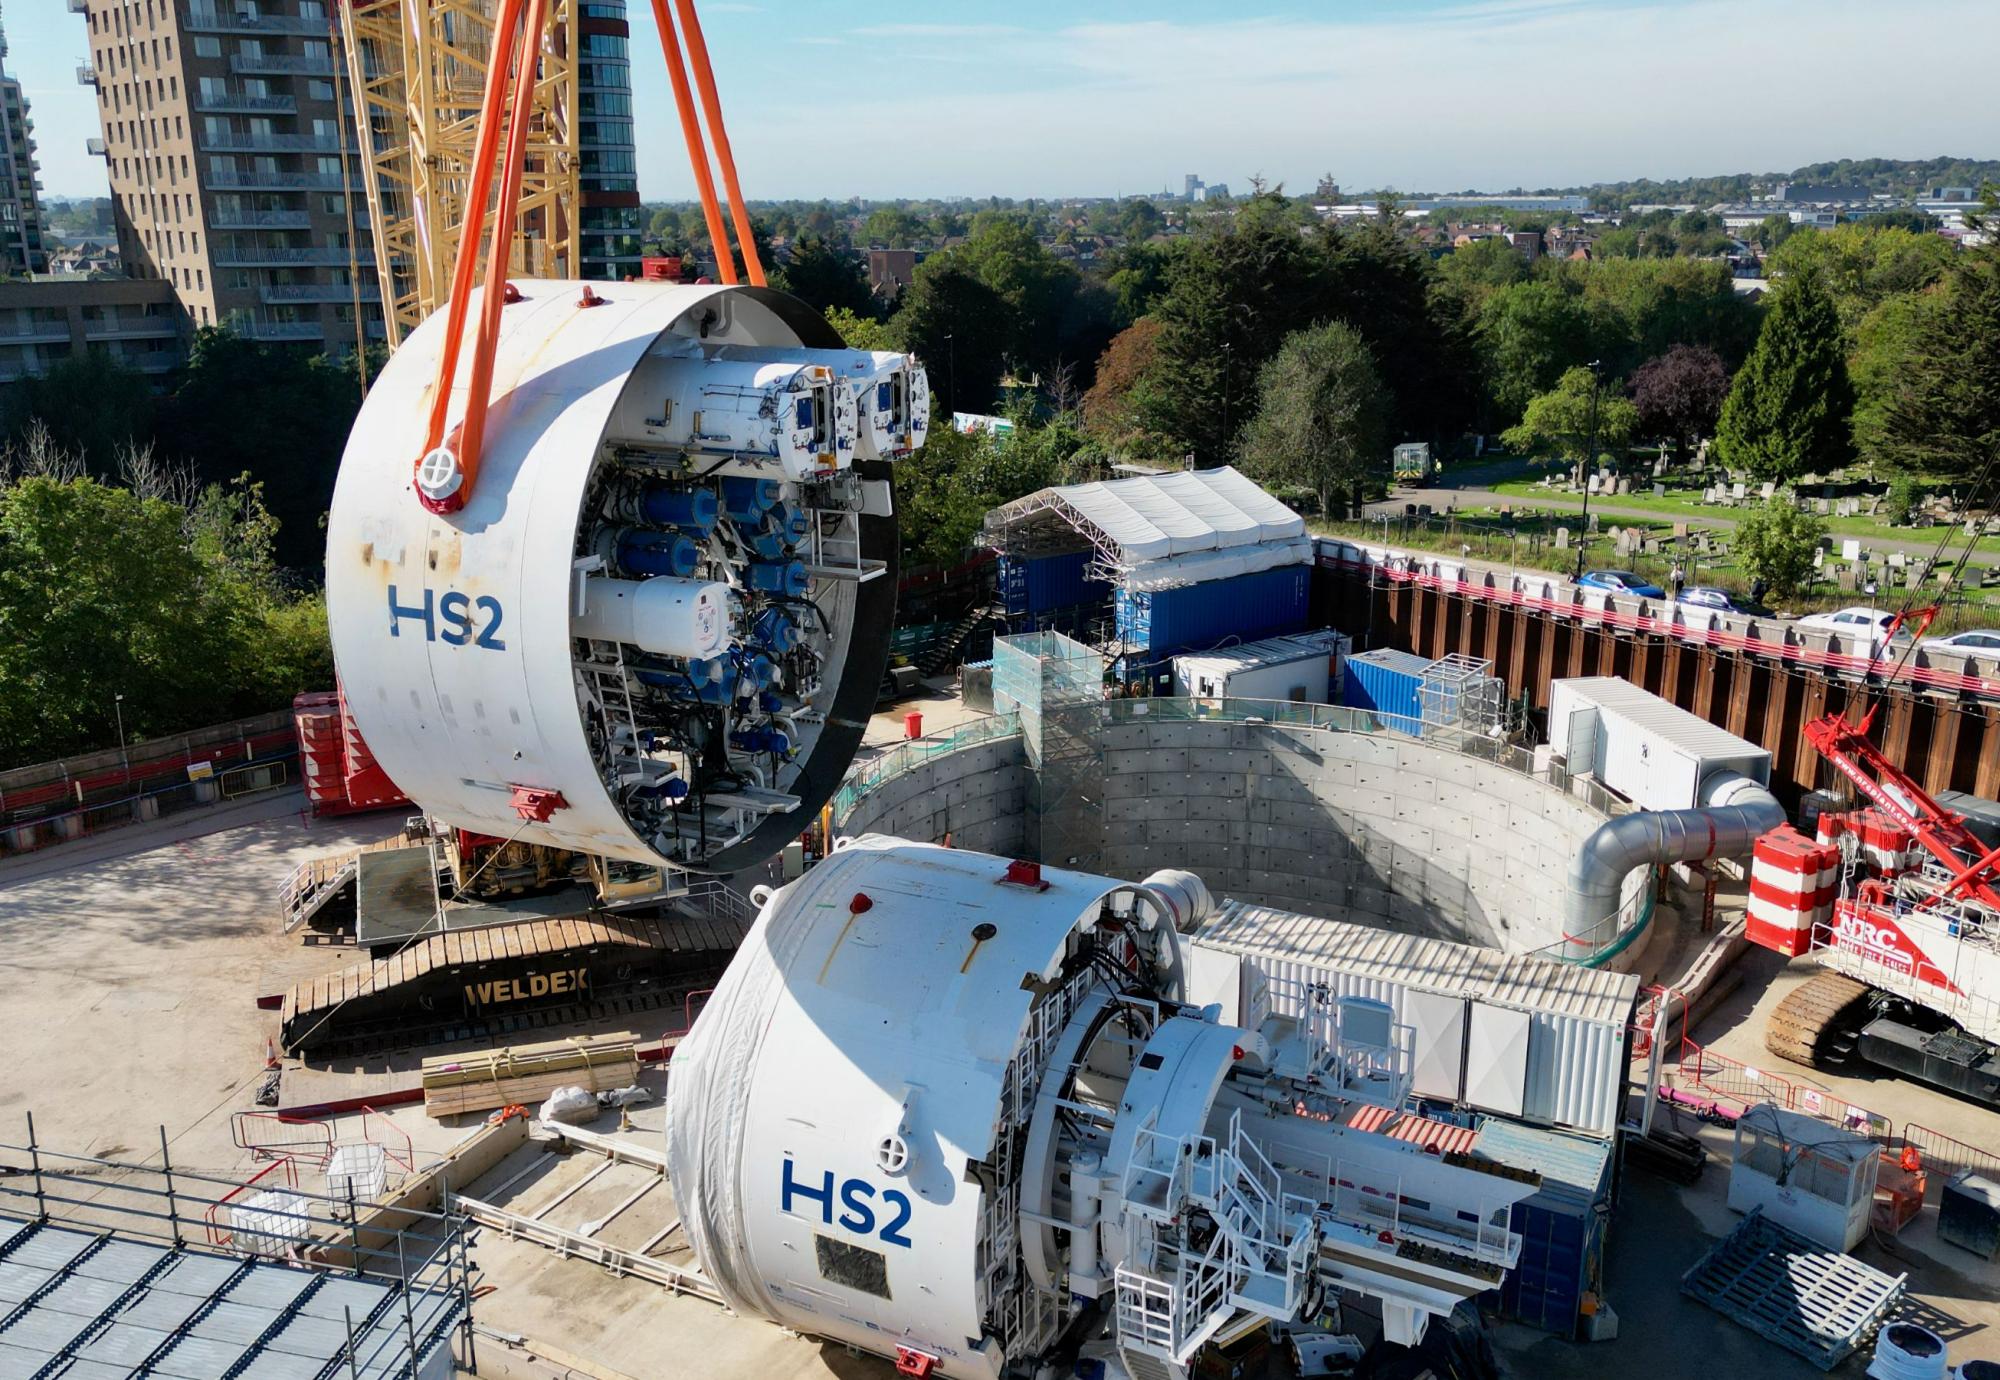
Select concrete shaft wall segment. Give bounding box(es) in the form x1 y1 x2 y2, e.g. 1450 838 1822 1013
326 280 899 873
836 709 1639 959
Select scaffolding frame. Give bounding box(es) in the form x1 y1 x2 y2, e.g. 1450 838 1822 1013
0 1114 476 1377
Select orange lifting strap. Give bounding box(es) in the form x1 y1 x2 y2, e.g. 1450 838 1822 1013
414 0 762 514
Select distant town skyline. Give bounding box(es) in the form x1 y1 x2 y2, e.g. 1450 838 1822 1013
16 0 1999 203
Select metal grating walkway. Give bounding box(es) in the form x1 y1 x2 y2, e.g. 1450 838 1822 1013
1680 1208 1905 1371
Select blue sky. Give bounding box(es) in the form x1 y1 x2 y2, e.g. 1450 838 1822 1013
13 0 1997 202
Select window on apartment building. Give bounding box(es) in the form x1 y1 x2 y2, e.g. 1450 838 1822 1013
239 39 264 60
304 40 329 60
151 39 161 67
195 37 221 58
317 156 339 175
165 36 172 60
196 270 205 291
308 80 333 101
312 118 336 141
300 0 326 18
321 194 344 216
582 33 629 60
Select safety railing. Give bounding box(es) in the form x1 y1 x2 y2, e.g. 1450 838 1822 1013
231 1108 336 1167
1114 1265 1177 1357
829 710 1021 821
1901 1121 2000 1190
1670 1035 1894 1142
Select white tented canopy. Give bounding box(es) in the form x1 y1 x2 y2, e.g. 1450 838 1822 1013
984 466 1309 589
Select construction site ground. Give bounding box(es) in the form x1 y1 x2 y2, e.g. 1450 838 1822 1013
0 686 1996 1377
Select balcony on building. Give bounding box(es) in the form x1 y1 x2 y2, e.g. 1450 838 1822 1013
207 168 347 191
182 7 327 35
209 207 313 230
76 65 98 87
228 53 336 78
195 90 299 115
262 282 383 304
198 129 348 154
213 245 355 268
86 137 107 157
238 318 325 341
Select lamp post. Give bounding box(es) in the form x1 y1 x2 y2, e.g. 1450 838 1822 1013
1573 359 1604 582
1218 342 1233 471
114 693 129 789
943 332 956 415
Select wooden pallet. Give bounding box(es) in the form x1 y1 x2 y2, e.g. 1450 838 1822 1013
421 1032 641 1118
1680 1208 1905 1370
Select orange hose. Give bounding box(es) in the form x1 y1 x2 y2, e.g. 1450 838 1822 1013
672 0 764 286
421 0 525 461
455 0 548 501
650 0 735 283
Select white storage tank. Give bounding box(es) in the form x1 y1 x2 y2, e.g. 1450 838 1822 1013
1187 900 1641 1137
1171 629 1351 702
1547 676 1771 811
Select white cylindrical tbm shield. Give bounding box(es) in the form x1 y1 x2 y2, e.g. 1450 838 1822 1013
325 281 926 872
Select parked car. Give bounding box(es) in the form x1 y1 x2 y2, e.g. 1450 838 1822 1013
1795 606 1911 647
1577 569 1668 598
1921 628 2000 656
1677 586 1748 613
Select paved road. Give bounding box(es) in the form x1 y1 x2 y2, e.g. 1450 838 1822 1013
1370 483 1980 565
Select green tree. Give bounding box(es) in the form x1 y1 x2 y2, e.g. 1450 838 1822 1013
1755 214 1795 251
159 327 365 568
890 258 1014 415
1500 366 1637 475
771 232 874 318
1849 289 1942 464
1767 223 1956 333
1733 498 1827 598
1712 271 1854 481
864 206 921 248
1236 321 1389 519
1102 240 1179 327
1437 235 1528 300
1477 279 1594 420
955 217 1081 373
1878 250 2000 480
2 350 155 477
1116 199 1165 242
0 476 241 763
824 306 899 352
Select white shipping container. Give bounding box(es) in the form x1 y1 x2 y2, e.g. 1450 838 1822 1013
1172 629 1352 702
1190 901 1640 1138
1548 676 1770 811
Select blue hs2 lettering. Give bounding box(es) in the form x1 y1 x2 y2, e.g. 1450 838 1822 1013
387 585 506 650
781 1159 913 1247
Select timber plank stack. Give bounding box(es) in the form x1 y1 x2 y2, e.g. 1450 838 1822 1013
421 1032 641 1118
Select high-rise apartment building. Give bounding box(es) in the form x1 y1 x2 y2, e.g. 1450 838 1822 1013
0 16 48 276
577 2 643 281
75 0 381 355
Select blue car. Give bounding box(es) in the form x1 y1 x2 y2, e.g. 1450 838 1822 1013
1577 569 1667 599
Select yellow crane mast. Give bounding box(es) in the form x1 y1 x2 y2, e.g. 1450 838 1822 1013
334 0 580 346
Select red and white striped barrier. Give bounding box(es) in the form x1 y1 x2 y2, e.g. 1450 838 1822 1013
1748 826 1840 956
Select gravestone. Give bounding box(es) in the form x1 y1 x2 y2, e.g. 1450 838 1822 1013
1587 514 1600 533
1842 539 1862 561
1554 527 1570 549
1759 482 1776 500
1731 482 1747 501
1654 483 1667 498
1838 567 1859 591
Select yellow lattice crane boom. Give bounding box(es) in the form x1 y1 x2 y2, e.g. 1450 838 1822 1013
334 0 580 347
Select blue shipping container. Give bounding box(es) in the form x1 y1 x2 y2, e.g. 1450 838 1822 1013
999 551 1106 616
1340 648 1433 736
1113 565 1310 659
1472 1120 1614 1338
